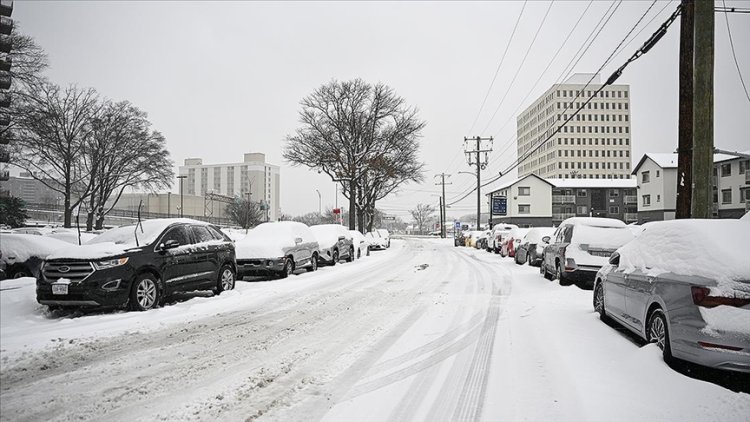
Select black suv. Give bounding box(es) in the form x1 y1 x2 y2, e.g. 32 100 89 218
37 219 236 311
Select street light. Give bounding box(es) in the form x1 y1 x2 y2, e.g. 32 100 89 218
176 175 187 218
315 189 322 215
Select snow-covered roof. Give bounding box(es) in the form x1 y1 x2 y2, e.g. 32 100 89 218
632 151 750 174
548 178 637 189
486 174 554 195
559 217 627 228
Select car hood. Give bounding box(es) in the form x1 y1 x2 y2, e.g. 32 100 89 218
46 242 135 261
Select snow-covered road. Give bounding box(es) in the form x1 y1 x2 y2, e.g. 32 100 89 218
1 238 748 422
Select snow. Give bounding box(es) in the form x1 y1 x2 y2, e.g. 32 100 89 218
549 178 637 189
522 227 556 245
87 218 207 247
311 224 350 249
617 219 750 290
46 242 140 261
1 238 748 421
700 306 750 337
0 234 72 263
560 216 627 229
234 222 319 259
45 231 99 245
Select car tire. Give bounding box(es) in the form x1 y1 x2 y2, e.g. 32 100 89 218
346 246 354 263
332 249 339 265
279 257 294 278
307 254 318 272
541 260 552 280
214 265 235 295
129 274 160 311
10 267 31 278
514 252 522 265
593 282 610 322
647 308 673 363
357 248 361 259
556 262 573 286
527 252 533 266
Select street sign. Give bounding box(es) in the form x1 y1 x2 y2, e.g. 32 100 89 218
382 216 396 221
454 221 461 230
491 196 507 216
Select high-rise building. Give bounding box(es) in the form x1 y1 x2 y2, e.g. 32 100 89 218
0 0 14 194
178 152 281 221
516 73 632 180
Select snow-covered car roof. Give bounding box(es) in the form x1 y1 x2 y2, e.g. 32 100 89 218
559 217 627 229
522 227 556 244
618 219 750 289
87 218 210 247
1 234 73 264
310 224 351 249
235 221 317 259
507 227 530 239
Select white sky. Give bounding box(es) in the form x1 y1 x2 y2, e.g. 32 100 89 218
15 1 750 221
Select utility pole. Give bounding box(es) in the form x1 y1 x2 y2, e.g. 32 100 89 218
692 0 714 218
434 173 452 238
176 175 187 218
676 0 694 219
464 136 493 230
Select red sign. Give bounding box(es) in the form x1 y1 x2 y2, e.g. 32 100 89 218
332 208 341 214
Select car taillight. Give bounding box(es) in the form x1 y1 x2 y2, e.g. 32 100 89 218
697 341 743 351
691 286 750 308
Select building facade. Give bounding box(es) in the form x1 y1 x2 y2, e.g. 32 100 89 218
517 73 632 180
486 174 555 227
178 152 281 221
632 152 750 223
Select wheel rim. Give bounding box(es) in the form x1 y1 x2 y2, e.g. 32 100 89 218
556 265 562 280
594 285 604 313
649 314 666 350
221 268 234 290
136 279 157 309
285 259 293 275
333 251 338 262
13 271 28 279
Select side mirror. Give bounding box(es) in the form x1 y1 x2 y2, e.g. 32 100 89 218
295 237 303 244
541 236 551 244
159 239 180 251
609 252 620 266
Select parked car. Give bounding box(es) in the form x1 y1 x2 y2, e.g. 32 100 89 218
476 230 491 250
349 230 369 258
454 231 466 247
376 229 391 248
235 221 320 279
46 230 99 245
366 231 388 250
541 217 634 288
465 230 484 248
515 227 556 266
490 223 518 254
500 227 530 258
1 234 71 279
593 219 750 373
36 218 236 311
310 224 355 265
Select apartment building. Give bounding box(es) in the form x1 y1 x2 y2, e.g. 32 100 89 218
178 152 281 221
486 174 555 227
517 73 632 180
632 152 750 223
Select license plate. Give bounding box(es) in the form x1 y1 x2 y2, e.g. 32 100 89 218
52 284 69 295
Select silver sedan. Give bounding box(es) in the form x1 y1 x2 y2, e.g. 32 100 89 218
593 220 750 373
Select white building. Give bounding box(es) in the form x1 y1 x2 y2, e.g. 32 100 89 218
485 174 555 227
631 152 750 222
517 73 632 180
178 153 281 221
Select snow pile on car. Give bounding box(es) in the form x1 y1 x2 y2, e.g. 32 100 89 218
310 224 347 249
235 221 315 259
0 234 72 263
617 219 750 291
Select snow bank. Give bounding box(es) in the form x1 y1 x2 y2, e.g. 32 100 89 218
0 234 72 263
618 219 750 290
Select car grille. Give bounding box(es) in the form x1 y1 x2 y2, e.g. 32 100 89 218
237 259 264 265
43 261 95 283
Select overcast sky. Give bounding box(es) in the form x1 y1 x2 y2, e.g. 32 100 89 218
15 1 750 221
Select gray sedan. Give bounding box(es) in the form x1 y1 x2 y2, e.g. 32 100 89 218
593 219 750 373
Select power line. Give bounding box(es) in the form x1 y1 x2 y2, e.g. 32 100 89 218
722 0 750 103
467 1 528 135
480 1 556 135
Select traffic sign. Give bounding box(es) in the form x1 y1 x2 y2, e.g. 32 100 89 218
491 196 507 215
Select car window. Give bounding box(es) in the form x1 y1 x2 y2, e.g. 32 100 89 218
161 225 192 246
191 226 214 243
563 226 573 243
207 226 228 241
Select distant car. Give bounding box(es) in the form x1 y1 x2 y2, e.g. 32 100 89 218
490 224 518 254
0 234 71 279
515 227 556 266
541 217 634 289
376 229 391 248
454 231 466 247
465 231 484 248
310 224 355 265
366 231 388 250
593 219 750 373
349 230 369 258
235 221 320 278
36 218 236 311
501 227 530 258
475 230 491 250
46 230 99 245
11 226 55 236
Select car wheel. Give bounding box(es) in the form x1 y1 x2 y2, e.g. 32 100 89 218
593 282 608 321
307 254 318 272
346 246 354 262
357 248 361 259
556 262 572 286
647 308 673 362
279 258 294 278
11 267 31 278
129 274 160 311
332 249 339 264
215 265 235 295
527 252 532 266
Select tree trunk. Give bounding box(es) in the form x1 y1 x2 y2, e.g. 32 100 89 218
348 179 356 230
95 215 106 230
64 192 72 228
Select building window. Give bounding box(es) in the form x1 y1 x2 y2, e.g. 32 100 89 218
518 204 530 214
657 194 661 203
721 163 731 177
576 205 588 215
609 189 619 197
656 170 660 177
643 194 651 207
577 189 587 197
722 189 732 204
518 186 530 196
739 159 750 174
743 189 750 203
642 171 650 183
609 206 619 214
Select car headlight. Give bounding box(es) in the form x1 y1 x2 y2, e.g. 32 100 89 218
93 257 129 270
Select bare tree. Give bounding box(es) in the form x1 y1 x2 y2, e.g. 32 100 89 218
226 196 264 229
82 101 173 230
410 203 436 235
283 79 425 231
11 82 99 227
8 24 48 87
